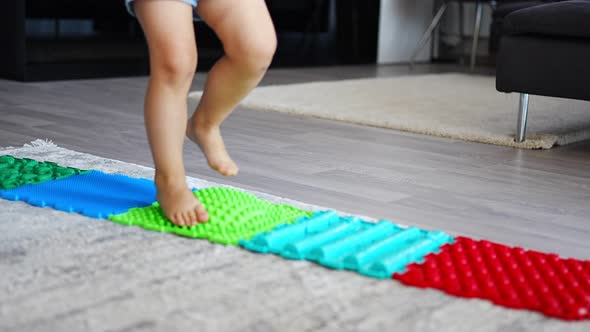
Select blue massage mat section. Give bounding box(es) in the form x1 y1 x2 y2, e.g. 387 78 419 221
240 211 454 279
0 171 157 218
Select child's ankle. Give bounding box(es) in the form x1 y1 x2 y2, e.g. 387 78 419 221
155 171 186 189
190 111 218 132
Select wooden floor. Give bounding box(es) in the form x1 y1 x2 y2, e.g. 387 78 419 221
1 64 588 259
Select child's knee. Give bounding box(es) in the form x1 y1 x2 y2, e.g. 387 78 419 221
152 49 197 85
229 35 277 74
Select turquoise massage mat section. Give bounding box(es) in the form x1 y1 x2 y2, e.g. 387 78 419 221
240 210 453 279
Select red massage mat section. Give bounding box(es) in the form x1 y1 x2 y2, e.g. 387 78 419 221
393 236 590 320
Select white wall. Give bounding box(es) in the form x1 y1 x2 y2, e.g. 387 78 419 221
377 0 434 64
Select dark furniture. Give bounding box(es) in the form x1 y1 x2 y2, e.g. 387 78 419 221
0 0 153 81
495 0 590 142
413 1 560 71
489 0 557 54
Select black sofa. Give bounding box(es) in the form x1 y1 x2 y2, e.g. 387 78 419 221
495 0 590 142
489 0 559 54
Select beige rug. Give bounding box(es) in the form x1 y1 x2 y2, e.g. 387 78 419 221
189 73 590 149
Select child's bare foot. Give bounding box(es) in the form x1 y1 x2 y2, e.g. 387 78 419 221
155 175 209 226
186 115 239 176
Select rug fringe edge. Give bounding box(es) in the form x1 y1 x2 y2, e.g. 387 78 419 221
0 139 57 151
23 139 57 148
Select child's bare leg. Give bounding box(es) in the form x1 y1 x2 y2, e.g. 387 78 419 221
135 0 208 225
186 0 277 176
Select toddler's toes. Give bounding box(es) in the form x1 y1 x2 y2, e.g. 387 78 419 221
196 205 209 223
222 164 239 176
186 209 199 226
172 212 185 226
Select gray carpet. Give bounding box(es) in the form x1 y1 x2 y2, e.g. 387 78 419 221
0 141 588 332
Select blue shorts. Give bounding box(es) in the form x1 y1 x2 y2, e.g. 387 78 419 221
125 0 198 17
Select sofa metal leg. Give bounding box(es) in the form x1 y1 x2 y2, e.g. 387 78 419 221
470 1 484 72
410 1 448 68
516 93 530 143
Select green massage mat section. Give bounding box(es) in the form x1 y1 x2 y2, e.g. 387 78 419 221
0 155 90 189
109 187 313 245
